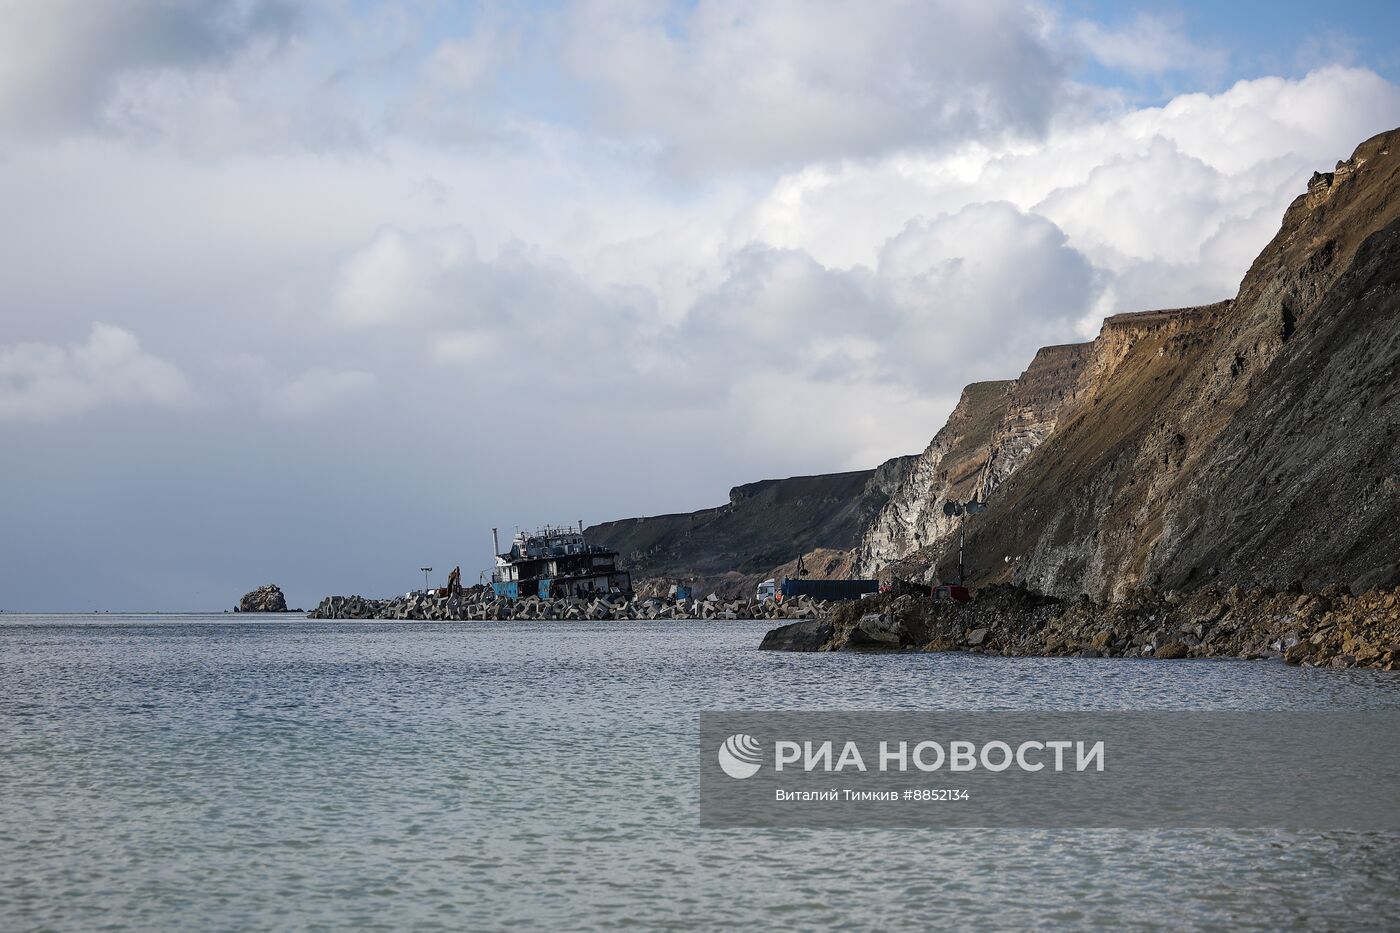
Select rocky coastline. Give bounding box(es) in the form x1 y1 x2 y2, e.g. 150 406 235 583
760 583 1400 670
309 590 832 623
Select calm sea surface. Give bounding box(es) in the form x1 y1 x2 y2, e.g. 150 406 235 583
2 615 1398 931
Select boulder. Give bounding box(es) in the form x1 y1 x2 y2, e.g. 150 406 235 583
849 612 903 648
1155 641 1190 660
760 618 833 652
238 584 288 613
1284 642 1314 665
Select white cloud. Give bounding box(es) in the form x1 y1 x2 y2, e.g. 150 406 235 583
331 226 480 328
1034 136 1229 266
99 33 370 156
265 368 377 419
278 64 1396 473
680 201 1099 396
877 203 1098 376
395 19 519 144
327 226 660 386
563 0 1069 171
1073 13 1227 80
737 67 1400 311
0 0 299 134
0 323 195 420
720 369 957 472
430 330 497 366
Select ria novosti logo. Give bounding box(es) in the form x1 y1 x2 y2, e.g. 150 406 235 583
714 733 1108 780
717 733 763 779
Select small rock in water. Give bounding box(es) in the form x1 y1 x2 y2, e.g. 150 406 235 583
760 618 833 652
238 584 287 613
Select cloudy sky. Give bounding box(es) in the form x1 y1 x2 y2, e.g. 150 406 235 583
3 0 1398 610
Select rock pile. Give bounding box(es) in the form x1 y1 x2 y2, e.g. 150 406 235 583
761 583 1400 670
237 584 289 613
309 591 832 623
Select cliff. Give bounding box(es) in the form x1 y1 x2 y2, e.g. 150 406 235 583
936 128 1400 597
856 341 1098 578
585 462 912 597
972 342 1093 502
595 127 1400 603
855 380 1012 574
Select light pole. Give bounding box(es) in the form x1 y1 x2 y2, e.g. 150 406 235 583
420 567 433 592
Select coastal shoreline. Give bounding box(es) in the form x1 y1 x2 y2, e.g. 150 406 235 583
760 583 1400 670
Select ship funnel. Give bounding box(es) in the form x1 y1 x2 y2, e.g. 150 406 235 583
492 527 500 558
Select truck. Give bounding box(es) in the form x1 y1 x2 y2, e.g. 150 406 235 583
778 578 879 602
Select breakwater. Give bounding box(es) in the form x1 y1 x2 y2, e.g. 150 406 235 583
761 583 1400 670
309 591 832 622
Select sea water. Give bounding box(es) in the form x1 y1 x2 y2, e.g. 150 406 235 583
2 616 1398 931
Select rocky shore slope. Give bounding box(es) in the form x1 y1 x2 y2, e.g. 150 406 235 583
760 584 1400 670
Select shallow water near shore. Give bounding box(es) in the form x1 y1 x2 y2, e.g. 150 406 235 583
2 615 1398 931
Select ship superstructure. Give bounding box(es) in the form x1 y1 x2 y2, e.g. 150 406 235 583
490 524 632 599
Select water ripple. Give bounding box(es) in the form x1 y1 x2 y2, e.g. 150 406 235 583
1 616 1398 931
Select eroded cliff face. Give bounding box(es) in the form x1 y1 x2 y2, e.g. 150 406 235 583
854 380 1011 575
972 342 1093 501
938 128 1400 598
857 340 1099 577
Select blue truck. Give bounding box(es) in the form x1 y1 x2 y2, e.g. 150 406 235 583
778 578 879 601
